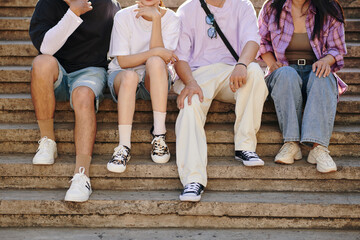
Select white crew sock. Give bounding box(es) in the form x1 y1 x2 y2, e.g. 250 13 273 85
118 125 132 148
153 111 167 135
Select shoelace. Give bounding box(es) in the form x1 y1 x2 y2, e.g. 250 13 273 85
36 137 50 152
151 135 167 154
184 182 202 193
113 146 130 165
242 151 259 159
315 146 331 161
279 142 296 154
69 167 86 183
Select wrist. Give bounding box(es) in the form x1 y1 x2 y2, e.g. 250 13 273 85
235 62 247 69
70 7 81 17
185 79 196 85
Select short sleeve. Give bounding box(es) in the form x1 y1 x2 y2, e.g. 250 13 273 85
108 11 131 57
238 1 261 47
174 7 193 63
162 11 180 51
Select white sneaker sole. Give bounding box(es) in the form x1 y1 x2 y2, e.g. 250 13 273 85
235 156 264 166
151 153 170 164
317 165 337 173
179 194 202 202
64 194 91 202
107 162 126 173
32 152 58 165
274 157 302 165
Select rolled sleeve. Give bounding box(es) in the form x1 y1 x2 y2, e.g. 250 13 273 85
257 2 274 57
323 18 346 72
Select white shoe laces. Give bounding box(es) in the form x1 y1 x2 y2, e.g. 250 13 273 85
314 146 332 164
242 151 259 159
151 135 168 154
36 136 52 152
113 145 130 160
279 142 297 155
69 167 87 184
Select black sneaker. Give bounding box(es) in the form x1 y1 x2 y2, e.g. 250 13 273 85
235 150 264 166
150 127 170 164
107 145 131 173
179 182 204 202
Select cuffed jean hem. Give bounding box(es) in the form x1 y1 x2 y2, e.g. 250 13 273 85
284 137 301 143
301 138 329 148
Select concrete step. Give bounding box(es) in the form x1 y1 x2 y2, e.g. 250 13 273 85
0 123 359 157
1 77 360 95
2 41 359 57
1 66 359 85
0 189 359 228
1 154 360 192
1 141 359 157
0 94 359 114
1 228 360 240
0 122 359 145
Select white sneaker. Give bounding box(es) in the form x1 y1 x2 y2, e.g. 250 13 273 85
274 142 302 164
151 134 170 164
307 145 337 173
64 167 92 202
32 137 58 165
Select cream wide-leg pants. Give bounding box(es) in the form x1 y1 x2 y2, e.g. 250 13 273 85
173 62 268 187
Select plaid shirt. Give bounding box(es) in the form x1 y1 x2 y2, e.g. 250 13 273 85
258 0 347 94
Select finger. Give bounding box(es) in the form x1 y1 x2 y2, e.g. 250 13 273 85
318 65 325 78
242 77 247 85
233 78 240 90
312 63 317 72
188 92 193 105
173 54 179 62
177 92 185 109
324 66 331 77
315 64 322 77
198 89 204 102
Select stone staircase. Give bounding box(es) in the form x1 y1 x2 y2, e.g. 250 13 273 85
0 0 359 238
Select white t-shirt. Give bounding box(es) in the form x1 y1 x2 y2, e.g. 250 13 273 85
108 4 180 77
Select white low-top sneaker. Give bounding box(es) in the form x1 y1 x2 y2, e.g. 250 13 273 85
275 142 302 164
64 167 92 202
32 137 58 165
307 145 337 173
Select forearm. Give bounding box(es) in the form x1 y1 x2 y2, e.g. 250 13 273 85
261 51 277 68
238 41 259 66
40 9 82 55
117 49 156 68
174 60 195 84
319 54 336 66
149 16 164 49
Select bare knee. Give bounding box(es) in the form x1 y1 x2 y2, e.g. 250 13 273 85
31 55 58 81
146 56 166 72
72 87 95 112
118 71 138 91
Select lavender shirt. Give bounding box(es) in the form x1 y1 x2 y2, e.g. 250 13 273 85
258 0 347 94
175 0 260 71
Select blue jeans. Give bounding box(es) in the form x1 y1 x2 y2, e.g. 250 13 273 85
265 65 338 147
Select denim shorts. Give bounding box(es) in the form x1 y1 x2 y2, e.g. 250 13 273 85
53 61 107 112
107 69 172 102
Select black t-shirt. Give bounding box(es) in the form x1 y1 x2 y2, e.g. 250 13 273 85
29 0 121 73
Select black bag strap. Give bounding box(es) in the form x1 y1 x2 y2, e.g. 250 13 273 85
199 0 239 61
